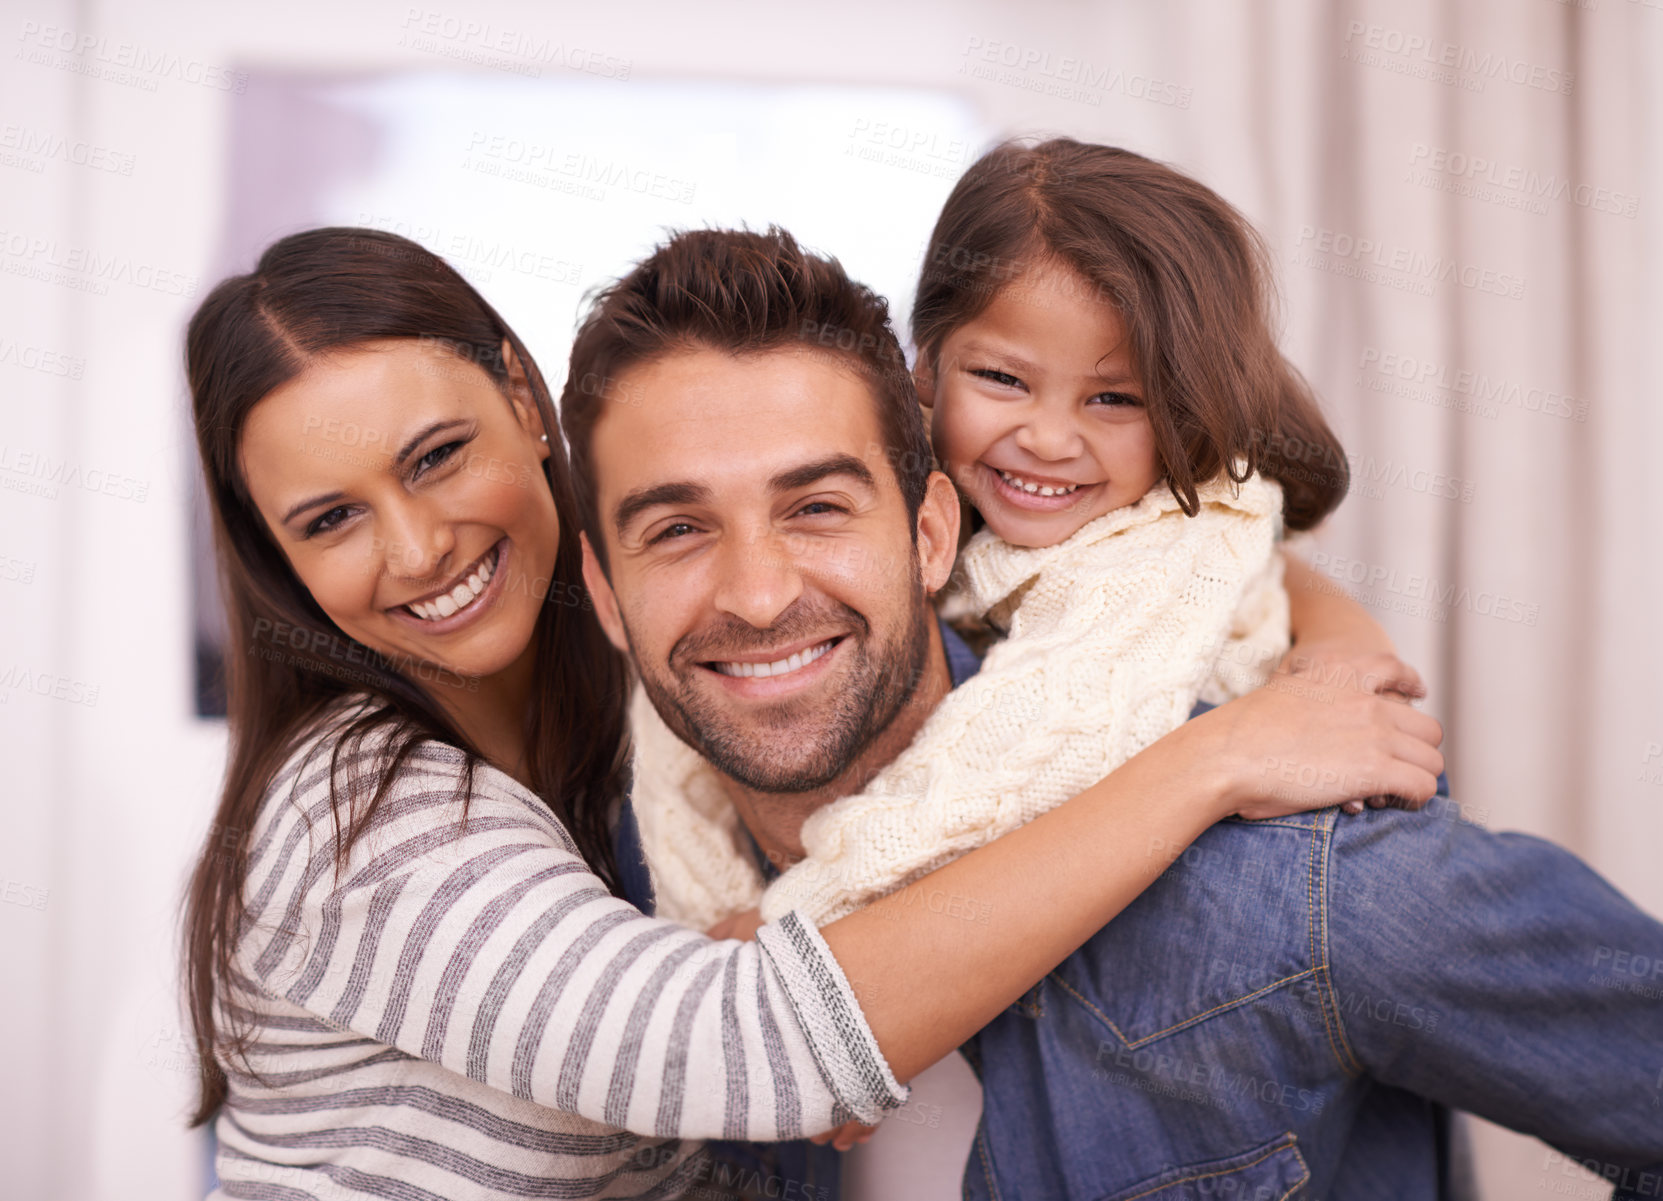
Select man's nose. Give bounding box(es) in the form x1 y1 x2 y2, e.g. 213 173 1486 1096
709 529 805 631
1013 403 1086 462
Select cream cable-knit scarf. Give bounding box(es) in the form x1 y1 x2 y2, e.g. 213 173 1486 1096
631 472 1289 931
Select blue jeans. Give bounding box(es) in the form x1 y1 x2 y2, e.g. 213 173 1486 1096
962 796 1663 1200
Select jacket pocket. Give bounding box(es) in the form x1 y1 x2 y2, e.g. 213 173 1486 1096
1053 819 1319 1047
1095 1133 1310 1201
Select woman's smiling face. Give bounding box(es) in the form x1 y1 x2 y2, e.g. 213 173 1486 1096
238 337 557 684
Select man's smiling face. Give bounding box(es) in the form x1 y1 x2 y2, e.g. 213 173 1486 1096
581 343 955 794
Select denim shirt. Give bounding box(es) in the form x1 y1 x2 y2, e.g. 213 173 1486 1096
616 623 1663 1200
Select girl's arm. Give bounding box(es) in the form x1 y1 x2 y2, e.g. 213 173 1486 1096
819 674 1442 1084
1281 550 1425 699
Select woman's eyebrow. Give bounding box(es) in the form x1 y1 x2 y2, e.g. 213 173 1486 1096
393 418 470 465
280 419 471 528
283 490 345 527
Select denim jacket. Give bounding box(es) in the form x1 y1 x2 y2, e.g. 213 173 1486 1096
961 792 1663 1199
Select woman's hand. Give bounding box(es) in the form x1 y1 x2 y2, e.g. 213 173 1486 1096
706 908 764 942
808 1119 879 1151
1184 672 1444 822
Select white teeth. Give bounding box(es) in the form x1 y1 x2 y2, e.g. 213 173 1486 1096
405 545 500 621
714 639 833 679
997 468 1079 497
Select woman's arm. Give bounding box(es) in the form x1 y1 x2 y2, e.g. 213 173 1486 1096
246 681 1438 1142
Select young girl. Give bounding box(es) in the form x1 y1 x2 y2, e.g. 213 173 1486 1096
632 139 1393 933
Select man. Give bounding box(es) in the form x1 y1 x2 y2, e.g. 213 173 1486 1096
561 227 1663 1200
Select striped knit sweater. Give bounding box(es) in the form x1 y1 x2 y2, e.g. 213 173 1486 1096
210 704 907 1201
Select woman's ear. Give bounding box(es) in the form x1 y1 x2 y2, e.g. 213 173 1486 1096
501 337 550 461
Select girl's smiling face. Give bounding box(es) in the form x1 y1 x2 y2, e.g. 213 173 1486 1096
237 337 557 684
920 258 1161 548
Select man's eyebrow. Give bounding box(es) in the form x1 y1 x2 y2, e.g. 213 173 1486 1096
614 481 714 534
769 454 876 494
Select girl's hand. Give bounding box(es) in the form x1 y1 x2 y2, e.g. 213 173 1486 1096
706 908 764 942
808 1119 879 1151
1276 643 1426 702
1275 644 1428 813
1187 673 1444 822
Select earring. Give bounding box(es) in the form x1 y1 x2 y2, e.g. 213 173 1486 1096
540 433 549 443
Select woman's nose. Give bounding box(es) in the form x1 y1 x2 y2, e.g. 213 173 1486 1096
378 499 457 579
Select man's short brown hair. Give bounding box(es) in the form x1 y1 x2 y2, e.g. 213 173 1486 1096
559 227 933 563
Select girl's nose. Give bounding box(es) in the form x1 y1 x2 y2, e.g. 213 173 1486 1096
1013 407 1086 462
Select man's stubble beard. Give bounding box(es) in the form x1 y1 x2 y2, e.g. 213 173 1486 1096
631 585 933 795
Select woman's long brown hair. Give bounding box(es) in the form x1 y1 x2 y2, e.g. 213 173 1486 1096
180 227 630 1126
913 138 1349 532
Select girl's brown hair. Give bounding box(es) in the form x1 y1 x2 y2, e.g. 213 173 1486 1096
180 227 630 1126
913 138 1347 531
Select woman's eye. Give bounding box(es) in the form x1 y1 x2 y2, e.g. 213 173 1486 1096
972 368 1023 389
414 440 465 477
1089 391 1143 408
306 505 353 537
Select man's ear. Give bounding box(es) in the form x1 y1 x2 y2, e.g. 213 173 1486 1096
580 532 629 653
502 337 550 462
913 355 938 410
914 469 961 595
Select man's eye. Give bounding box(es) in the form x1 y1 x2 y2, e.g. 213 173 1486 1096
1089 391 1143 408
648 521 699 545
793 501 846 518
414 440 464 477
306 505 353 537
972 368 1023 389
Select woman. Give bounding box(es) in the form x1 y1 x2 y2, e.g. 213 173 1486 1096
182 228 1442 1199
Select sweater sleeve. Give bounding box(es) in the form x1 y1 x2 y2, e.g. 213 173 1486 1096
236 735 907 1141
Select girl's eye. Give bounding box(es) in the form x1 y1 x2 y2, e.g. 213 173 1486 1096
414 440 465 477
971 368 1023 389
306 505 354 537
1088 391 1143 408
